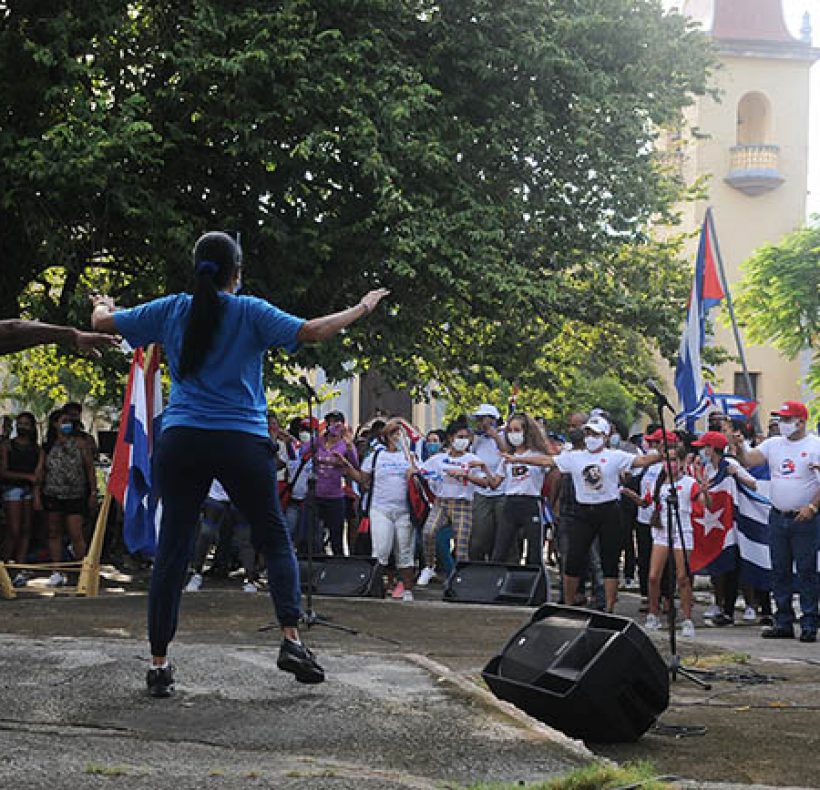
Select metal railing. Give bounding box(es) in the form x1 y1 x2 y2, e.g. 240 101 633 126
729 143 780 172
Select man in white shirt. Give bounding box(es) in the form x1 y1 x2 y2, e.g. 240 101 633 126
469 403 508 560
738 401 820 642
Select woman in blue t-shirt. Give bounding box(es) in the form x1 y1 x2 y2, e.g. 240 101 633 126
91 231 387 697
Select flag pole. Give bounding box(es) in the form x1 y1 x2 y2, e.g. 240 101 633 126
706 207 761 433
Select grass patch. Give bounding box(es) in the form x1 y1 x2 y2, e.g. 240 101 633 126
686 651 750 669
467 761 675 790
84 762 130 777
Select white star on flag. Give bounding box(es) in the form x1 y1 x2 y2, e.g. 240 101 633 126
701 507 725 536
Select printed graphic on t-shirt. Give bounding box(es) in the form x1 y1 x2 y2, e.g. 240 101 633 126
582 464 603 491
511 465 530 479
780 458 796 476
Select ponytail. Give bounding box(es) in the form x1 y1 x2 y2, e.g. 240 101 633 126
178 231 242 378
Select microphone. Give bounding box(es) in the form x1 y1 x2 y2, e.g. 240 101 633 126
299 376 319 399
646 379 674 412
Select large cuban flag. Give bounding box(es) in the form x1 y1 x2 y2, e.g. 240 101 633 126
674 211 726 428
108 345 164 556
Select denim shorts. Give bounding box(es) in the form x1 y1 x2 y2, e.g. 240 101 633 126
2 485 33 503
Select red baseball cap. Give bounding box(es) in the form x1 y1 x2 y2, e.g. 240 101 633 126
692 431 728 450
771 401 808 421
644 429 678 444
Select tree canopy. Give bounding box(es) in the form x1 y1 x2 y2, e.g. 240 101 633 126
735 218 820 415
0 0 715 417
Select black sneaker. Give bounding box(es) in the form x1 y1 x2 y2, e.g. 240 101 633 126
277 639 325 684
799 631 817 643
706 613 734 627
146 665 175 698
761 626 794 639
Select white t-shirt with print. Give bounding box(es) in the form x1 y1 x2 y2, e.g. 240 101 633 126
472 434 506 496
421 452 483 501
504 450 546 497
636 463 663 524
757 434 820 512
553 449 635 505
361 448 412 512
656 475 699 534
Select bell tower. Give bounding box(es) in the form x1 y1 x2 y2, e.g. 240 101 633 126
673 0 819 416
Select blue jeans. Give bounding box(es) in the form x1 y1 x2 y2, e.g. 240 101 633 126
150 428 300 656
769 509 819 633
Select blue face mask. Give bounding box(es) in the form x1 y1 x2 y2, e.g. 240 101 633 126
426 441 442 455
60 423 73 435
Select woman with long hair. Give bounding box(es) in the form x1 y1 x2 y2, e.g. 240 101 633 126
0 411 45 586
42 409 97 587
91 230 387 696
488 412 549 566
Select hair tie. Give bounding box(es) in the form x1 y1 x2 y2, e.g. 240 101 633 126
195 260 219 277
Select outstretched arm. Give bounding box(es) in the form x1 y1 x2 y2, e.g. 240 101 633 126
297 289 389 343
0 319 116 357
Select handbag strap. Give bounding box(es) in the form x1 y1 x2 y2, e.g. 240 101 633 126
361 447 383 518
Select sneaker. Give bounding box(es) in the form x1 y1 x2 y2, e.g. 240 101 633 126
624 578 638 590
12 572 28 588
402 589 414 602
146 665 175 698
743 606 757 623
277 638 325 684
185 573 203 592
681 619 696 638
242 580 257 593
799 630 817 643
391 581 405 599
45 571 66 587
707 613 734 627
703 604 721 619
416 567 436 587
645 613 661 631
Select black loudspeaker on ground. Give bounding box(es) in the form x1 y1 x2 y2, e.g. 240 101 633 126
298 556 384 598
442 561 548 606
483 604 669 742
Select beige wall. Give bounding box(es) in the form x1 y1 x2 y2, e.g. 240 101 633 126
662 50 814 418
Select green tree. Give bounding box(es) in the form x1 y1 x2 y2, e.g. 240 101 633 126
735 219 820 414
0 1 716 405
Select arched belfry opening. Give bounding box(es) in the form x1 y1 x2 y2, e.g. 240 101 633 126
736 92 771 145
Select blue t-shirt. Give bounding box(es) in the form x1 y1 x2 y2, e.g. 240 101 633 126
114 293 304 438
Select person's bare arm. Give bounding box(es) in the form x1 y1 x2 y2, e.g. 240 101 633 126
0 319 116 356
630 451 662 470
735 443 766 469
90 296 119 334
297 289 389 343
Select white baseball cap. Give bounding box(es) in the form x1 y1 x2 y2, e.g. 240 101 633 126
583 416 610 435
473 403 500 419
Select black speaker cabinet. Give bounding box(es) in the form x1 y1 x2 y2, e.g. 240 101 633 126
442 562 548 606
483 605 669 742
298 557 384 598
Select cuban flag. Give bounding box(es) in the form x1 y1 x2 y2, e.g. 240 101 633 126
690 464 737 575
108 345 164 556
710 392 758 421
675 210 726 428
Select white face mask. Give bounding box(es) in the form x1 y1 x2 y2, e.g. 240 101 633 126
452 437 470 453
698 448 710 464
779 420 799 438
609 433 621 448
585 435 605 452
507 431 524 447
298 431 311 443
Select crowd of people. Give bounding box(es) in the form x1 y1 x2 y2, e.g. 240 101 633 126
0 402 100 588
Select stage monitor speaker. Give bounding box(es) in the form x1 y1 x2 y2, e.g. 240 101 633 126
442 561 548 606
482 604 669 742
298 557 384 598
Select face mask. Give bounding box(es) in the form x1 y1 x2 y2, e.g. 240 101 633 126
298 431 311 443
327 423 342 437
508 431 524 447
609 433 621 448
426 441 441 455
779 420 798 438
585 435 605 452
698 449 710 464
389 432 402 445
452 437 470 453
60 424 73 435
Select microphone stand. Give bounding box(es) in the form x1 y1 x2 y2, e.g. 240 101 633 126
651 389 711 691
299 379 358 635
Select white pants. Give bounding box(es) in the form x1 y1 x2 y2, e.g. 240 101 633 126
370 507 415 567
